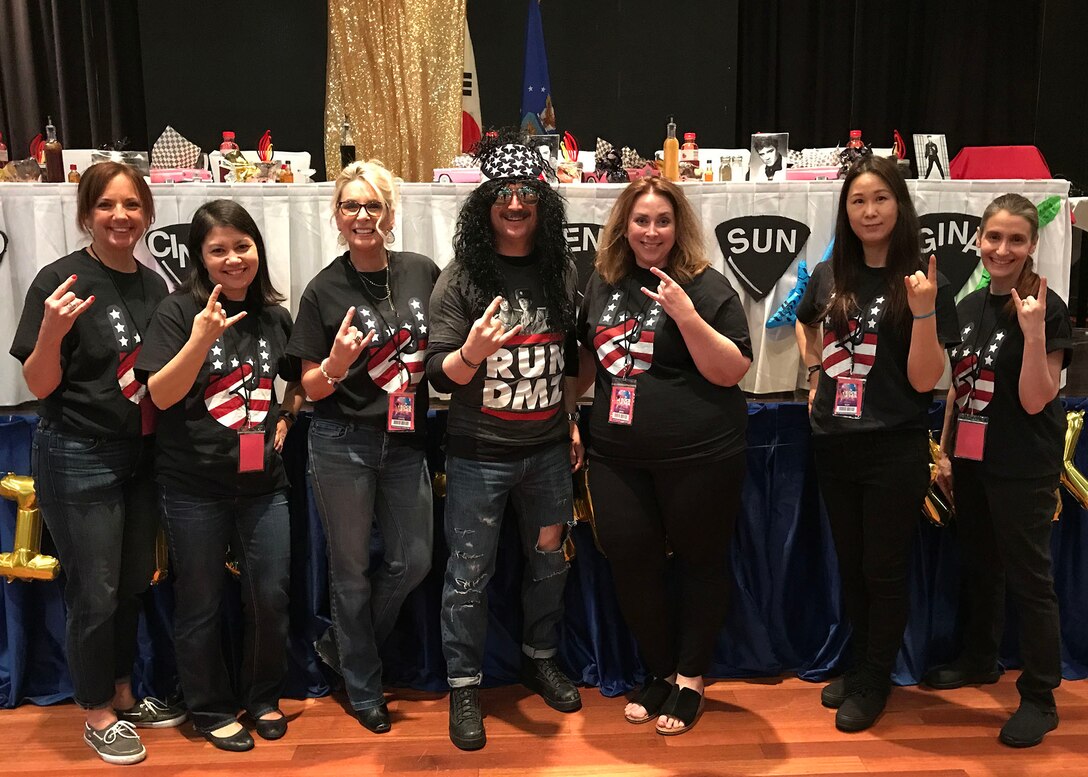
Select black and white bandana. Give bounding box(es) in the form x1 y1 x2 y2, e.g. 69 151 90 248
479 142 545 180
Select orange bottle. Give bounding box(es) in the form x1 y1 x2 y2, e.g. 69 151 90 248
663 117 679 182
67 164 81 183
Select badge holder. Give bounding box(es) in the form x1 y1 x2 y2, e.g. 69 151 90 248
238 425 266 473
954 415 988 461
608 379 636 425
387 390 416 432
832 376 864 419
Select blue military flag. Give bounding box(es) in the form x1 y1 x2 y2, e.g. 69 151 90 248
520 0 555 134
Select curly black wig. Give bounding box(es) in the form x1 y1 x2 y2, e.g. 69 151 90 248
450 129 574 331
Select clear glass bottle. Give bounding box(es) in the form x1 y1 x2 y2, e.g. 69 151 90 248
719 156 732 182
340 121 356 170
44 117 65 183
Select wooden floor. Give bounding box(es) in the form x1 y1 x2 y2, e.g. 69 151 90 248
2 673 1086 776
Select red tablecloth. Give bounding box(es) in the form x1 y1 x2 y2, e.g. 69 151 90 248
949 145 1052 179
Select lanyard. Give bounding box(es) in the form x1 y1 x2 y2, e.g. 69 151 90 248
221 315 267 429
346 257 410 375
961 295 1003 411
618 276 653 378
87 247 150 336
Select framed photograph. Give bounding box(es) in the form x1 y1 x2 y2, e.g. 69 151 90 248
748 132 788 182
914 133 950 180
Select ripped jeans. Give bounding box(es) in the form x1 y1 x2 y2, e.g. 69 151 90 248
441 443 572 687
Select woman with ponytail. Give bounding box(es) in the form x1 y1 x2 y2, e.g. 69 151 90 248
930 193 1072 748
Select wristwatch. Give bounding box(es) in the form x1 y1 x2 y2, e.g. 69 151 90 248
807 364 821 378
566 410 581 424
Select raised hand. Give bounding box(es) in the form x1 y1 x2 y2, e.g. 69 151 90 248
640 266 696 324
1011 276 1047 339
327 306 376 376
904 255 939 318
192 285 247 348
463 296 523 365
40 275 94 342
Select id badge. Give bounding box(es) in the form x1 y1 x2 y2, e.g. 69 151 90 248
954 415 988 461
238 427 266 473
608 379 636 425
833 376 865 419
139 395 158 436
387 390 416 432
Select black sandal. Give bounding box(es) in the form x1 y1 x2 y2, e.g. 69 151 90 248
624 678 674 724
655 686 705 735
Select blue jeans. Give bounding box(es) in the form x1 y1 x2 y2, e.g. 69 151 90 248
308 420 433 710
160 486 290 732
32 422 159 710
441 443 572 687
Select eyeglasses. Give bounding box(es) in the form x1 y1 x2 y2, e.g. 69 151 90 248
493 185 539 205
337 200 384 218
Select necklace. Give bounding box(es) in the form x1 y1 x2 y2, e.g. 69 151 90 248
356 265 391 302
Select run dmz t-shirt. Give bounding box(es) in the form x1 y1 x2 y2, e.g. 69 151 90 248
286 251 440 444
578 265 752 466
10 249 168 438
797 259 960 435
426 253 579 461
950 287 1072 478
135 292 300 497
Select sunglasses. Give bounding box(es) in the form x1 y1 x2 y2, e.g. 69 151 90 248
337 200 384 218
493 185 540 205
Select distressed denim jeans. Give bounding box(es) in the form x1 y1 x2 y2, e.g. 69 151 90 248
440 442 572 687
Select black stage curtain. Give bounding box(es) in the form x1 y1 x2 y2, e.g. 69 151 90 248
736 0 1043 169
0 0 147 159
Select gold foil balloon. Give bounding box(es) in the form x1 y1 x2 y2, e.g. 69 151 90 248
1060 410 1088 511
150 527 169 585
432 471 447 499
562 531 577 563
0 473 60 581
572 463 607 556
922 436 954 527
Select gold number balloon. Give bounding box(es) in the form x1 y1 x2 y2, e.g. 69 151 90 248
0 473 61 582
1060 410 1088 513
150 526 170 585
922 437 954 527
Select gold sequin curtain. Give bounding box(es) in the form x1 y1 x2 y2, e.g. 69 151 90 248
326 0 466 182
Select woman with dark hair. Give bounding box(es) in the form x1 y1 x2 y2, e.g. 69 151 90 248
287 159 439 734
577 176 752 735
929 193 1071 747
10 161 185 765
135 199 302 751
795 155 959 732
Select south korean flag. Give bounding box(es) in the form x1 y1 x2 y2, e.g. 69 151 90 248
358 298 429 393
822 295 884 378
593 289 664 377
108 304 146 405
204 336 274 429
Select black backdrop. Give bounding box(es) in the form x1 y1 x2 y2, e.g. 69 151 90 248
0 0 1083 188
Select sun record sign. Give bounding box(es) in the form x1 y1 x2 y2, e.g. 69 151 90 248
715 216 810 300
563 222 603 302
144 223 192 286
918 212 981 294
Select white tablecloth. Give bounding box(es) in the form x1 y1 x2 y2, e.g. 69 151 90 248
0 180 1072 403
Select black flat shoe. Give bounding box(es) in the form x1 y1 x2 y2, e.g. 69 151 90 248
254 711 288 740
356 703 391 734
202 725 254 752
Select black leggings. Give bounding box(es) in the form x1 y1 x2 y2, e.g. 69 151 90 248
951 461 1062 707
813 429 930 687
588 452 746 679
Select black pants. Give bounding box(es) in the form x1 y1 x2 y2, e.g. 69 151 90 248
950 461 1062 707
813 429 930 688
588 452 746 679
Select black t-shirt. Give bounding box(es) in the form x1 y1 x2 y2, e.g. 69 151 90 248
949 287 1072 478
796 259 960 435
425 254 579 461
286 251 440 442
135 292 301 497
9 249 168 438
577 266 752 466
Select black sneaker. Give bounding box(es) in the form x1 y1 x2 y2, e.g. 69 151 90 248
116 696 189 728
821 671 859 709
84 721 147 765
923 660 1001 690
519 655 582 712
449 687 485 751
999 701 1059 747
835 685 888 732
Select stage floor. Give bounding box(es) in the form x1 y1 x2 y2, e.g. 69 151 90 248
2 672 1085 776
